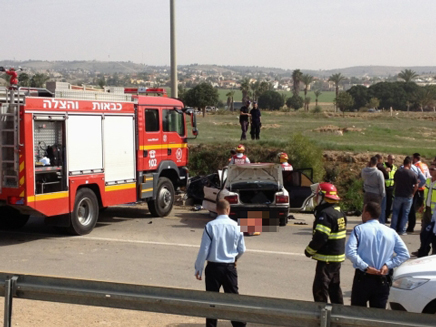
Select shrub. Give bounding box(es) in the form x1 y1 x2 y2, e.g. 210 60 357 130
340 178 363 212
312 105 322 113
258 90 285 110
189 134 324 181
279 106 291 112
286 95 304 110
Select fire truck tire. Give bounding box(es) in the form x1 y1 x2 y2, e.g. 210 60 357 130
0 206 30 230
147 177 175 217
69 188 99 235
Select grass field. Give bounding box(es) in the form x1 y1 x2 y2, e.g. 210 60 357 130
191 110 436 159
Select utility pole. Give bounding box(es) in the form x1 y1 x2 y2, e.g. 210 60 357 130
170 0 178 98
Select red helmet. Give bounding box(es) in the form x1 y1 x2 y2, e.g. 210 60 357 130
278 152 289 163
318 182 340 201
236 144 245 153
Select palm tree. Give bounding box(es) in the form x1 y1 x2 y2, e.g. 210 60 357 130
314 89 322 107
240 77 251 102
301 74 314 97
329 73 346 112
398 69 418 83
250 80 260 101
304 97 311 112
226 90 235 111
259 81 272 95
301 74 313 110
292 69 303 96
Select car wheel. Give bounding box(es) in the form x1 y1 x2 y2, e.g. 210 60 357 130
423 300 436 314
147 177 175 217
279 216 288 226
68 188 99 235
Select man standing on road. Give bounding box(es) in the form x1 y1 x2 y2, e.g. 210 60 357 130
391 156 418 235
407 153 431 233
380 155 397 224
305 183 347 304
413 162 436 257
346 202 410 309
195 199 246 327
362 156 385 205
239 100 251 141
249 101 261 140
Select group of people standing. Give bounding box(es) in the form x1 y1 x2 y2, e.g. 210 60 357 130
304 183 409 310
362 153 436 241
192 151 435 326
239 100 261 141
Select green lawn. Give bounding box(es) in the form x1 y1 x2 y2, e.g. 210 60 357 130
191 111 436 158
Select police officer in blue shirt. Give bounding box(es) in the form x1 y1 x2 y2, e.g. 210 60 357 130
195 199 246 327
346 201 410 309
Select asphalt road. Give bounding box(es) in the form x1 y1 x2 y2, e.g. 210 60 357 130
0 204 421 326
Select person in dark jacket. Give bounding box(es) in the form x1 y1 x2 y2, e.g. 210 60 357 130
239 100 251 141
249 101 261 140
305 183 347 304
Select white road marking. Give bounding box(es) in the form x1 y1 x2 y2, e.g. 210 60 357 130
81 236 305 256
0 231 304 257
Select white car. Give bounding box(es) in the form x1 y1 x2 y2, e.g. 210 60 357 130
201 163 315 227
389 255 436 314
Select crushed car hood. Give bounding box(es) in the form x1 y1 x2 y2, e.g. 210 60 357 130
226 163 283 187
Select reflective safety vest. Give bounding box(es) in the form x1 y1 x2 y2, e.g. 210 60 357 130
423 178 436 214
383 163 397 188
416 162 430 191
232 154 248 165
305 203 347 263
281 162 293 171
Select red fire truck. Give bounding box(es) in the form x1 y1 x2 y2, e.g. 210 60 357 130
0 82 197 235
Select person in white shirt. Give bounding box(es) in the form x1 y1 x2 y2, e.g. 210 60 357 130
195 199 246 327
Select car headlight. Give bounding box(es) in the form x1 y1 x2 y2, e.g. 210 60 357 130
392 277 429 290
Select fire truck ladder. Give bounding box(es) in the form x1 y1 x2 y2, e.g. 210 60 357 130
0 88 23 192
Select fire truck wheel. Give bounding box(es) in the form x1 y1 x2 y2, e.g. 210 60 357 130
148 177 175 217
69 188 99 235
0 206 30 230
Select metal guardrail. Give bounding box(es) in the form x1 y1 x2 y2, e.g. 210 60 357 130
1 272 434 327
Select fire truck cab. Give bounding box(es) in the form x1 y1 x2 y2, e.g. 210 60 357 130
0 83 197 235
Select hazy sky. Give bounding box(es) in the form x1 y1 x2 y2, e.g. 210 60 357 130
2 0 436 70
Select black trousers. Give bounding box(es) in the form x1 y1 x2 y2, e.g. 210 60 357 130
240 121 249 140
351 270 391 308
417 207 436 257
407 190 424 232
205 262 246 327
385 187 394 219
250 124 260 140
312 261 343 304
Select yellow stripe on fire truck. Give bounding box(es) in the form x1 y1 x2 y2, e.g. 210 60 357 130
27 191 69 202
139 143 188 151
105 183 136 192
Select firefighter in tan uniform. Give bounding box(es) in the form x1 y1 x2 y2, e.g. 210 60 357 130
305 182 347 304
229 144 250 165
